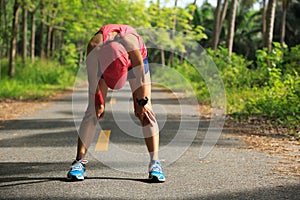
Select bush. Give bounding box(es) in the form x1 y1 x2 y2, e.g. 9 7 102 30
207 47 254 88
245 43 300 128
154 43 300 131
206 44 299 129
245 66 300 128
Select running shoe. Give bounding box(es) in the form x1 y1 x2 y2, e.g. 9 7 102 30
148 160 166 182
67 159 88 181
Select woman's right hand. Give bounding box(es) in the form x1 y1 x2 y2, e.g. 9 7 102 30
95 89 105 119
95 104 105 119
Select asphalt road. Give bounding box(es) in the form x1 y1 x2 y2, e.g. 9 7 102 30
0 84 299 200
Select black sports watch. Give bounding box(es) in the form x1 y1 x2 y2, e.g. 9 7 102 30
136 97 148 106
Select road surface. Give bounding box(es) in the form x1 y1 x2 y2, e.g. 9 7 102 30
0 84 299 199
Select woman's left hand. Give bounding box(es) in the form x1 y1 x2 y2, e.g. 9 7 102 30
135 104 156 126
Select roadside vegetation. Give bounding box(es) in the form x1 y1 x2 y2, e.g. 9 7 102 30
1 0 299 137
0 58 77 99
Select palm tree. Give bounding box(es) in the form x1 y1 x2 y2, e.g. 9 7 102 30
211 0 230 51
211 0 222 50
226 0 238 58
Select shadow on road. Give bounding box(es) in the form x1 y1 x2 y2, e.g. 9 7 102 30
0 115 238 149
0 129 77 147
0 161 155 188
0 118 75 130
0 176 153 188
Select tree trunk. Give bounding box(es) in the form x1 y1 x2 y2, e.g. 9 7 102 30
0 0 3 57
262 0 267 38
227 0 238 58
22 2 28 65
58 21 64 63
156 0 165 66
263 0 277 52
169 0 177 67
8 0 21 78
51 29 55 58
30 11 36 62
217 0 229 41
39 1 45 58
280 0 290 47
2 0 9 57
46 25 53 58
211 0 222 50
161 48 165 66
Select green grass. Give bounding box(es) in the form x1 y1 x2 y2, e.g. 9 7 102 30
0 58 78 100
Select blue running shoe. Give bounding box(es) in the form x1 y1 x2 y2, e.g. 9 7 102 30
149 160 165 183
67 159 88 181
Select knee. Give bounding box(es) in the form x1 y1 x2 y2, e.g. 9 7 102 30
83 107 97 122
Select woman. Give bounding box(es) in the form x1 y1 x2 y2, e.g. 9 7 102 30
67 24 165 182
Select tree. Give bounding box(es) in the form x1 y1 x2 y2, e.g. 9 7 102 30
227 0 238 58
45 2 58 58
0 0 11 58
188 0 197 25
147 0 165 66
192 1 215 48
169 0 178 67
233 8 262 59
272 0 300 48
211 0 222 50
263 0 277 52
211 0 229 51
8 0 20 78
217 0 228 43
39 0 45 58
28 0 39 63
280 0 291 47
22 1 28 64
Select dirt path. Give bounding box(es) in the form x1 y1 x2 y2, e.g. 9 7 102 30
0 90 72 124
224 119 300 177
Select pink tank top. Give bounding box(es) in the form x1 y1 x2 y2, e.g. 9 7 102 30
100 24 147 59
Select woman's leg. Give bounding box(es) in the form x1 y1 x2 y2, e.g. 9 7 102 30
76 33 106 160
76 78 108 160
129 72 160 161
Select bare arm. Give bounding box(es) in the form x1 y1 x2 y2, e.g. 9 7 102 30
122 34 146 99
122 34 155 126
86 32 108 119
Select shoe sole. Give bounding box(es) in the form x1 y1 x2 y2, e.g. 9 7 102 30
67 174 85 181
149 174 165 183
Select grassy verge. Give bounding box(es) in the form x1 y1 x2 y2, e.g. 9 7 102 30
0 58 78 100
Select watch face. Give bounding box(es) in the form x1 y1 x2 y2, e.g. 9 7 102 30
137 97 148 106
140 99 147 106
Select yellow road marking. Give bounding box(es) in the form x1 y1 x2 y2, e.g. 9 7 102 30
95 130 111 151
109 98 116 104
